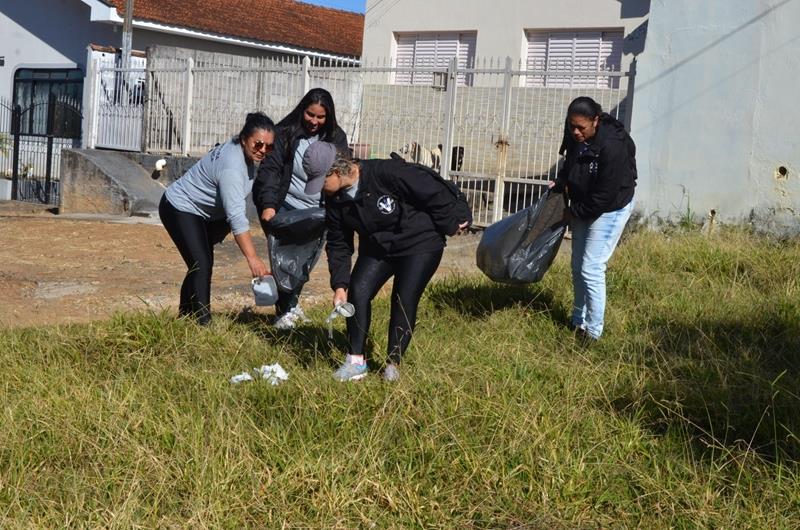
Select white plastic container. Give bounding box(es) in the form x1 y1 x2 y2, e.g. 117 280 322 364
251 275 278 306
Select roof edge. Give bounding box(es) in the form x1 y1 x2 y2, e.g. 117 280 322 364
131 19 360 62
90 43 147 58
79 0 123 23
80 1 359 62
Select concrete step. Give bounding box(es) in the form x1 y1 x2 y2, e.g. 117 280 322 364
60 149 167 216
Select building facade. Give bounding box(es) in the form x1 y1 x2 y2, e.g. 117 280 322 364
362 0 649 75
630 0 800 230
1 0 363 109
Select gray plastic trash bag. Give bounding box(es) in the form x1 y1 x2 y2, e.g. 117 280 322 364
265 207 326 293
476 190 567 284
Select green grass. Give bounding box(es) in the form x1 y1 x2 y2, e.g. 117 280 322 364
1 228 800 528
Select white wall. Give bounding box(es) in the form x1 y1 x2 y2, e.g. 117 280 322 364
631 0 800 231
131 29 290 61
362 0 649 66
0 0 117 104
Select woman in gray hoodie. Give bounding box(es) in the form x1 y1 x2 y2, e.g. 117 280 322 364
159 112 275 325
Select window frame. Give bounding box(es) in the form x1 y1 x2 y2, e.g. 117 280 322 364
393 31 477 87
524 29 624 89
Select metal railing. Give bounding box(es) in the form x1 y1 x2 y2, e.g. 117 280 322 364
1 96 81 205
85 56 633 224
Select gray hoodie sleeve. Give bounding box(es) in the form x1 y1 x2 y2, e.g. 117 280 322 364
217 167 250 235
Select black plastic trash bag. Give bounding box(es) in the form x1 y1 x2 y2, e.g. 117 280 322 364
265 207 326 293
476 190 567 284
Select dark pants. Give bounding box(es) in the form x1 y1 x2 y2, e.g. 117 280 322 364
159 195 230 325
347 249 443 364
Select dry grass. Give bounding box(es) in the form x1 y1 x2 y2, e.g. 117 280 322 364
0 227 798 528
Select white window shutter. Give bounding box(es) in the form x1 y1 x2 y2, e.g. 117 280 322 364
393 32 476 86
435 36 458 67
394 34 416 84
573 32 602 88
546 33 575 88
600 31 623 70
457 33 476 68
600 31 623 88
525 32 547 87
525 30 624 89
456 33 476 85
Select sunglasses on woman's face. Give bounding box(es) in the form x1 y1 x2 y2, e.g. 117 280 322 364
253 140 272 152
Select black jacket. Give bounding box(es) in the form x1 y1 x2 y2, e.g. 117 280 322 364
252 125 349 212
326 158 467 289
553 114 637 219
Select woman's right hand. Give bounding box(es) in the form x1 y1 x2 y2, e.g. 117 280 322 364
261 208 277 222
333 287 348 308
247 256 269 278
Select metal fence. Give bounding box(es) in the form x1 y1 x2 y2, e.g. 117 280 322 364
1 96 81 205
85 56 633 225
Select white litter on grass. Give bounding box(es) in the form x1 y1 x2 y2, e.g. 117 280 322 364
229 363 289 385
230 372 254 384
255 363 289 385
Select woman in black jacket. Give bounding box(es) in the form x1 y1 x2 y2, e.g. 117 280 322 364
550 96 636 341
302 141 471 382
252 88 349 329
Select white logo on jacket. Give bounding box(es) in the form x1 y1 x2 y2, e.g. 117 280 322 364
376 195 396 214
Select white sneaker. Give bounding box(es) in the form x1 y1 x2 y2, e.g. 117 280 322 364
273 307 309 330
291 306 310 323
273 310 300 330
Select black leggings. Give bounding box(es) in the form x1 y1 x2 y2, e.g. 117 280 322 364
347 249 443 364
159 195 230 325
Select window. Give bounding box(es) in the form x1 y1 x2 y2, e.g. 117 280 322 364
525 30 623 88
394 32 476 86
13 68 83 137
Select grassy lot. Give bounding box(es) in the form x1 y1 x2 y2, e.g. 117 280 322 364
1 228 799 528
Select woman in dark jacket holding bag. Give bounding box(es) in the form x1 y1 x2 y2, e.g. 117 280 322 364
252 88 349 329
302 142 472 382
550 96 636 341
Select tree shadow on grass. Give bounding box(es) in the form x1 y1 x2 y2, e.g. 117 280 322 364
608 311 800 461
427 281 571 328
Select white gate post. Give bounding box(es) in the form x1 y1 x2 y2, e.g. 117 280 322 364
82 58 100 149
492 56 514 223
302 56 311 96
181 57 194 156
440 57 458 181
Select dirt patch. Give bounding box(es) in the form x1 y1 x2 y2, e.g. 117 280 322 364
0 214 481 328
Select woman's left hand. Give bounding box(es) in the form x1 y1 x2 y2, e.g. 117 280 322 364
456 221 471 235
261 208 277 223
333 287 348 308
247 256 269 278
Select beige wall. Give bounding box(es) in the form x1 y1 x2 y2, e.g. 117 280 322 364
631 0 800 232
362 0 649 67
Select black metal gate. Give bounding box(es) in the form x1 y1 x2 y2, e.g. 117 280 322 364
0 95 81 206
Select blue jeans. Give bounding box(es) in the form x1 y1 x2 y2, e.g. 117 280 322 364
570 201 634 339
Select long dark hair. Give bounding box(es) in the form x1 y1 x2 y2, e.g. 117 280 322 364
559 96 603 155
238 111 275 142
278 88 339 141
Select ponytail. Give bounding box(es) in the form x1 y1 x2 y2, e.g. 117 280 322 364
238 112 275 142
